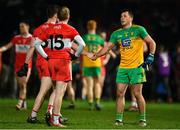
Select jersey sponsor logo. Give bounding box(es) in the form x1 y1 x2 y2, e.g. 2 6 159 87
53 25 61 30
15 44 30 53
42 25 50 29
42 35 71 50
122 38 131 47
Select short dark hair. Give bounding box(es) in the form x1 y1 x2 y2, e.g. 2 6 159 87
121 9 134 18
46 5 59 18
19 20 30 26
58 6 70 21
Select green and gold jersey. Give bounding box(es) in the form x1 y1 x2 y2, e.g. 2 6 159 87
109 25 148 68
82 34 104 67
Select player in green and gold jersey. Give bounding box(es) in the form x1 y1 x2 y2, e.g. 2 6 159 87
91 9 156 126
82 20 104 110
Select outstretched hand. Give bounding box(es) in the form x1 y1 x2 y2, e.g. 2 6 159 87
86 52 97 61
91 53 98 61
86 52 94 59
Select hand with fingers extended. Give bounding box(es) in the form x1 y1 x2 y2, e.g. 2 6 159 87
91 53 98 61
17 63 28 77
86 52 94 60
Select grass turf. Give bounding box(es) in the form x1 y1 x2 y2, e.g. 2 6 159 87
0 99 180 129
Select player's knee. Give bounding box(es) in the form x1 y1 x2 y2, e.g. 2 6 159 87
133 91 142 98
116 90 125 98
18 82 26 88
22 84 27 89
88 86 93 91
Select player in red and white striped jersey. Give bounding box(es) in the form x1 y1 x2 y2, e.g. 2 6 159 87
0 22 32 110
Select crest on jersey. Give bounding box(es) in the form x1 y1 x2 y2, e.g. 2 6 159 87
121 38 131 47
42 25 49 29
54 25 61 29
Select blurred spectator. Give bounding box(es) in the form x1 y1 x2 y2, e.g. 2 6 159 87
156 45 172 102
99 31 116 99
175 43 180 101
102 45 120 100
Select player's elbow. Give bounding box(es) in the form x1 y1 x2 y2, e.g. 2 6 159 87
74 35 86 47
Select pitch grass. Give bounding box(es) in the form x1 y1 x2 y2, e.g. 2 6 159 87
0 99 180 129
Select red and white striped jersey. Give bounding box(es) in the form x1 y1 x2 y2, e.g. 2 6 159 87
10 34 33 72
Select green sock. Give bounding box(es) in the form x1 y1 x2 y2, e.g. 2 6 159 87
89 102 93 106
70 100 75 105
116 113 123 121
95 98 100 104
139 112 146 122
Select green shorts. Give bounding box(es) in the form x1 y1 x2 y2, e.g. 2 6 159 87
83 67 101 77
116 67 146 84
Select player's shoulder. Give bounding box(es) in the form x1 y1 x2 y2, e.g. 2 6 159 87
83 34 89 37
111 28 123 35
13 34 21 39
36 22 54 31
24 33 32 38
13 34 32 39
11 35 21 41
132 24 145 29
51 23 75 31
95 34 103 39
62 24 77 31
26 34 33 38
33 22 54 36
96 34 104 43
82 33 92 39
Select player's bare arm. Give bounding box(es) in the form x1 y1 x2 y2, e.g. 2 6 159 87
109 50 116 59
92 42 115 60
34 38 48 59
16 39 35 77
24 38 35 64
71 42 93 59
143 35 156 54
73 35 86 57
0 42 13 52
141 34 156 70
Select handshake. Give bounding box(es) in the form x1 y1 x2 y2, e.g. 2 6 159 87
85 52 99 61
69 51 99 61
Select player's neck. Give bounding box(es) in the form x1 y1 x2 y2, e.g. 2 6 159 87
47 18 56 24
58 20 68 24
123 23 132 29
21 32 29 37
88 30 96 34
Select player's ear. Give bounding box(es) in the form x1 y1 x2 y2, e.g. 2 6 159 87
130 17 133 22
67 15 70 21
27 24 30 28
